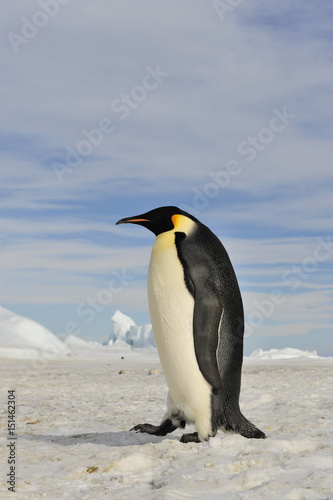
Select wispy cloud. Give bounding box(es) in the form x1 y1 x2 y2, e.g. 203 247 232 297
1 0 332 353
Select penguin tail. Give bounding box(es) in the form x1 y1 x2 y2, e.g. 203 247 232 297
220 409 266 439
212 390 266 439
234 415 266 439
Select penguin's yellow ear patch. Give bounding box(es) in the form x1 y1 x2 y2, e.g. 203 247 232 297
171 214 195 234
171 214 182 229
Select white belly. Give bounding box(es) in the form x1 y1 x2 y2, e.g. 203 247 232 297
147 230 212 432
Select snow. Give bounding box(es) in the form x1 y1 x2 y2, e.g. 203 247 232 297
0 305 69 360
1 352 333 499
249 348 320 360
0 307 155 360
1 306 333 498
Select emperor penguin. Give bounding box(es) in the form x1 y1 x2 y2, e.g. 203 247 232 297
116 206 266 443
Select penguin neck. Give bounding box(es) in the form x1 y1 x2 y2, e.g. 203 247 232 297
171 214 196 234
152 215 196 255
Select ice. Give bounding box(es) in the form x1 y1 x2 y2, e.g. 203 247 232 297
107 310 156 348
127 324 155 348
107 310 136 344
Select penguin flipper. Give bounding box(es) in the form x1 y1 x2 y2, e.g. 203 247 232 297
192 285 224 392
174 231 223 392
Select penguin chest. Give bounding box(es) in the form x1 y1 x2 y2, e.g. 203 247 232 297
147 232 194 356
147 231 212 422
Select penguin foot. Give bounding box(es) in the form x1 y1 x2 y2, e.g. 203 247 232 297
130 418 177 437
180 432 200 443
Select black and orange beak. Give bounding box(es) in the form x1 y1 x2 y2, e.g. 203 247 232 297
116 216 150 226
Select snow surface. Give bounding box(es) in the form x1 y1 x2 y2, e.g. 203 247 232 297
1 352 333 499
0 306 333 498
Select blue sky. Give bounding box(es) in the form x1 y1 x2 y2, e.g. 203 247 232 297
1 0 333 355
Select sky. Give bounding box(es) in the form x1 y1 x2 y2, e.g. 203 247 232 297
1 0 333 355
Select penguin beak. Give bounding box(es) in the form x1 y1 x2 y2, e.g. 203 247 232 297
116 216 150 226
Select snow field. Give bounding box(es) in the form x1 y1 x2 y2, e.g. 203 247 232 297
1 352 332 499
1 306 332 498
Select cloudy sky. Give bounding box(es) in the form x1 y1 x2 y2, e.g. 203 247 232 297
1 0 333 355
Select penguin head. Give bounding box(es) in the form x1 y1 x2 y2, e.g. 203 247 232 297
116 206 196 236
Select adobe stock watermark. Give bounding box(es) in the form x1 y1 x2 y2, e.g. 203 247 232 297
213 0 245 22
238 235 333 339
180 106 296 215
75 268 135 326
7 0 72 54
52 64 170 183
32 267 135 368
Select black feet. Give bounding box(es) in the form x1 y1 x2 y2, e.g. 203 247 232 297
180 432 200 443
130 419 202 443
130 418 177 437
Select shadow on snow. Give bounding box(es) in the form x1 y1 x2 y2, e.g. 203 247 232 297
22 430 180 447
